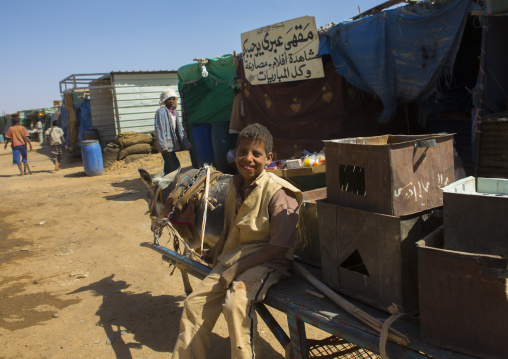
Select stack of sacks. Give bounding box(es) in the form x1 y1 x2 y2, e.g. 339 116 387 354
115 132 153 162
103 142 121 168
150 131 158 153
102 132 155 168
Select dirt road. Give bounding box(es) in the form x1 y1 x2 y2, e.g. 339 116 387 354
0 143 327 359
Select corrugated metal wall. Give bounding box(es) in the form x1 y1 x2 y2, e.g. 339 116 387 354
89 72 180 146
89 78 115 145
112 72 180 135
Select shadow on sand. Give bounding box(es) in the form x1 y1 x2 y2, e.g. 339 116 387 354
70 274 281 358
103 178 146 202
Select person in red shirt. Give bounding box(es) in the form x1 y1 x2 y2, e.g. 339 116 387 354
4 117 33 176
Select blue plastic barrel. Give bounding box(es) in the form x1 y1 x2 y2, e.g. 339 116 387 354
211 122 236 172
192 124 214 167
0 134 4 143
81 140 104 176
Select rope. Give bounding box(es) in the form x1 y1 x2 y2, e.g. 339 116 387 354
379 304 414 359
162 218 207 265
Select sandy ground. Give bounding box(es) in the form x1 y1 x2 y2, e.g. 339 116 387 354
0 143 328 359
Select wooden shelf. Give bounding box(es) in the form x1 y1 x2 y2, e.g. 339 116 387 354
267 164 326 178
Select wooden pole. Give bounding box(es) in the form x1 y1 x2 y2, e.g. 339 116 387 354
200 166 211 253
292 262 410 346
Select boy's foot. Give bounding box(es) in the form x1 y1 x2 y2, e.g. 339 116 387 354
55 163 60 171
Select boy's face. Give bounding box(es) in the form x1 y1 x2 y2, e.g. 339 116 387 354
235 138 273 183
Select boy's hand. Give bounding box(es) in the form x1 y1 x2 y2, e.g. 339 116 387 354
219 264 240 289
201 249 214 264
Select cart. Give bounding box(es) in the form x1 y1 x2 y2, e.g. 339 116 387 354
140 242 477 359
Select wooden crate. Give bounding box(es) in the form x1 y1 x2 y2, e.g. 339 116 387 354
268 165 326 191
317 200 442 314
324 134 454 216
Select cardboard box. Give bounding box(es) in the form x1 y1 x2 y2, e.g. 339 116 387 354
283 159 302 169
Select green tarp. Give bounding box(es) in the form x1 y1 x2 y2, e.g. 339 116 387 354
177 54 237 167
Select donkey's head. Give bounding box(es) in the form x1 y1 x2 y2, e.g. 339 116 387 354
138 168 181 232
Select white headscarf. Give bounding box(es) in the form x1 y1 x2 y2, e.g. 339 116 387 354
160 88 179 105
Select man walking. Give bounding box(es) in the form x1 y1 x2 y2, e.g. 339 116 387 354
4 117 33 176
44 120 67 171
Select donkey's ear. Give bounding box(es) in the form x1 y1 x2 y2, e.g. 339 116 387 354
138 168 152 188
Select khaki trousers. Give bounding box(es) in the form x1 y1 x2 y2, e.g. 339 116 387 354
172 263 284 359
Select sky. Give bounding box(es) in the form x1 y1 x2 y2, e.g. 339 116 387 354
0 0 386 115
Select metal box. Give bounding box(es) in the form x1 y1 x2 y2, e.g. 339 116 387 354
418 227 508 359
317 200 442 314
294 188 327 267
324 134 454 216
442 176 508 257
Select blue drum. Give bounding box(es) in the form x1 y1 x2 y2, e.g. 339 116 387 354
192 124 214 167
81 140 103 176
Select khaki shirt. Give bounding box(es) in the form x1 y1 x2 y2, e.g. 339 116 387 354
218 171 302 276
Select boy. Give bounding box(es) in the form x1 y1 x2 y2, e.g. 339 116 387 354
4 117 33 176
44 120 67 171
172 124 302 359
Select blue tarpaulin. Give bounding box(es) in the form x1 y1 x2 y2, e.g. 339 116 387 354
319 0 471 123
79 98 91 141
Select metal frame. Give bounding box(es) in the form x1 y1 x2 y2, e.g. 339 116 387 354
59 73 109 94
110 74 122 134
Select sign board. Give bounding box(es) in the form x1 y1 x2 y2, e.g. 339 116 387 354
241 16 324 85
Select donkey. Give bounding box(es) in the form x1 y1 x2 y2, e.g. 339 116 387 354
138 167 232 295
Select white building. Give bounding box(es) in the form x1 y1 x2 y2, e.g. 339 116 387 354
88 71 180 145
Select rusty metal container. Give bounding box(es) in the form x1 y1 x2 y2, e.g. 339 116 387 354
324 134 454 216
442 176 508 258
317 200 442 314
418 226 508 359
294 188 326 267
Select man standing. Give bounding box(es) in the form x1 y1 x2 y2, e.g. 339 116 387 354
154 88 191 175
44 120 67 171
36 118 44 145
4 117 33 176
